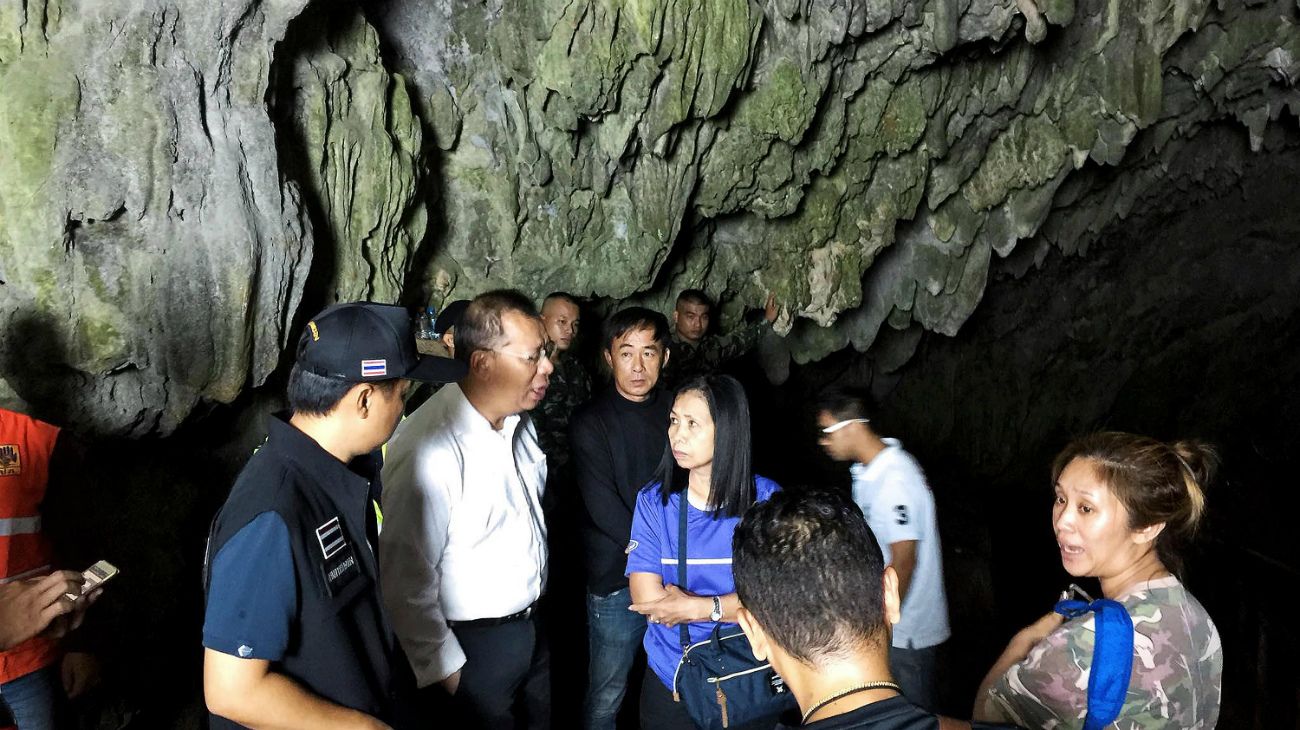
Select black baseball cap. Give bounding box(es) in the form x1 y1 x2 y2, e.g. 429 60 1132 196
296 302 467 383
434 299 471 337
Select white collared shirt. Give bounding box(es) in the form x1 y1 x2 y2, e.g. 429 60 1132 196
379 384 548 687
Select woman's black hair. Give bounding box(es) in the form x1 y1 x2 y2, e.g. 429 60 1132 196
656 374 755 519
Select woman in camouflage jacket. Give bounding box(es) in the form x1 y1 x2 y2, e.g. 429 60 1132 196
973 432 1223 729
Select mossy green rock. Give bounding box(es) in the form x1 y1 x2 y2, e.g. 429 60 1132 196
2 0 1296 433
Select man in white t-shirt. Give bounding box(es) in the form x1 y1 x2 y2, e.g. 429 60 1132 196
815 391 950 712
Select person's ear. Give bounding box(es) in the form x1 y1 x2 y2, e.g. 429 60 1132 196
661 346 670 368
603 349 614 368
1133 521 1166 545
672 309 681 328
736 607 770 663
469 348 492 374
349 383 373 419
882 566 902 626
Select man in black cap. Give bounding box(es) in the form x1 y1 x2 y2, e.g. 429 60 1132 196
408 299 473 415
434 299 471 357
202 302 465 730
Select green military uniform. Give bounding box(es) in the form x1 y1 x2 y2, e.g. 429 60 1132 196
985 575 1222 729
533 349 593 471
662 320 768 391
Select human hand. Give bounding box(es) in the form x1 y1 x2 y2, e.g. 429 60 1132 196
763 293 778 323
629 584 710 627
43 583 101 640
440 670 461 696
0 571 82 650
62 651 102 699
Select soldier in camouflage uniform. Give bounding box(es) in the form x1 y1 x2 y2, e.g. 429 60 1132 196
661 289 778 390
533 292 592 470
975 432 1223 730
532 292 594 725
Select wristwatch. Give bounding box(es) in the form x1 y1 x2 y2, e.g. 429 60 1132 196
709 596 723 622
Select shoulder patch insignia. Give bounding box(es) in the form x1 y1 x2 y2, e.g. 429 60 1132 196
0 444 20 476
316 517 346 559
625 539 639 555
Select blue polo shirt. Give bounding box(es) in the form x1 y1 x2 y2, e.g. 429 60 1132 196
202 512 296 660
625 476 781 689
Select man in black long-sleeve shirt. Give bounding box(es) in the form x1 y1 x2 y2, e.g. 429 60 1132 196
569 307 673 730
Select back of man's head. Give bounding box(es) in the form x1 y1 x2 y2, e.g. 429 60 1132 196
288 301 464 418
733 490 892 666
454 290 541 366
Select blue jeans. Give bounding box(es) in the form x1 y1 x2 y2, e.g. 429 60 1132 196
583 587 646 730
889 641 940 713
0 664 60 730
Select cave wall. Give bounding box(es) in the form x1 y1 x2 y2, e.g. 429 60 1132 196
2 0 1297 436
0 0 315 435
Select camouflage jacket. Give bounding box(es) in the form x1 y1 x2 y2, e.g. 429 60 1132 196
986 575 1222 729
533 350 593 470
662 320 768 390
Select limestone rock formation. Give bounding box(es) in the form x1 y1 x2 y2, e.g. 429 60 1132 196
0 0 315 435
375 0 1299 377
2 0 1298 435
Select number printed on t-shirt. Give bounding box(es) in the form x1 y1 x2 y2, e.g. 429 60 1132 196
893 505 909 525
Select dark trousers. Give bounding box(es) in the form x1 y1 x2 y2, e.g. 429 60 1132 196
639 670 696 730
889 641 941 713
451 615 551 730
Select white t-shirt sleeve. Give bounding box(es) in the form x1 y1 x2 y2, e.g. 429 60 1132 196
872 469 926 546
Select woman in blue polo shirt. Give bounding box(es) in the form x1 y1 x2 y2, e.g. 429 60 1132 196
626 374 781 730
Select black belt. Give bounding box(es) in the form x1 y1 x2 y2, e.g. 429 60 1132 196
446 603 536 628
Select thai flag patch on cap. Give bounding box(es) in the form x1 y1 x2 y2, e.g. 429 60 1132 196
361 359 388 377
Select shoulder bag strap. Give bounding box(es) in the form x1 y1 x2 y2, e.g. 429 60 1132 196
678 491 691 649
1054 597 1134 730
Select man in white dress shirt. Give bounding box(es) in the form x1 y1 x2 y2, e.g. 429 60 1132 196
380 290 556 730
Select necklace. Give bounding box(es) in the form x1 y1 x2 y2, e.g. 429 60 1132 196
801 681 902 725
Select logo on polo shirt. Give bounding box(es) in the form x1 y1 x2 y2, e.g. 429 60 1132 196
238 644 253 658
625 540 639 555
0 444 19 476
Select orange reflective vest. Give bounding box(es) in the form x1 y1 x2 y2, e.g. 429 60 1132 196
0 408 62 683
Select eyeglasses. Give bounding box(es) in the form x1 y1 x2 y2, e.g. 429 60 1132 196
493 340 557 367
820 418 869 434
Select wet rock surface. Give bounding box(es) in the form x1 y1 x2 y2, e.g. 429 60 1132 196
3 0 1297 434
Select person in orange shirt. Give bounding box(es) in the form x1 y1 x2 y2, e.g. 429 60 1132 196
0 408 101 729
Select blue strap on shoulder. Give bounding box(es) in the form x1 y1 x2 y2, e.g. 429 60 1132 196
1054 598 1134 730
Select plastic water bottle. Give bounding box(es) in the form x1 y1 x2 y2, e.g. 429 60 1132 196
416 307 435 340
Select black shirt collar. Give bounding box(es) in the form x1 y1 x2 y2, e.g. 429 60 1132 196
605 385 667 412
777 696 920 730
264 411 380 504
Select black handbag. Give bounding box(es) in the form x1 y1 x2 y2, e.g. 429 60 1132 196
669 494 796 729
